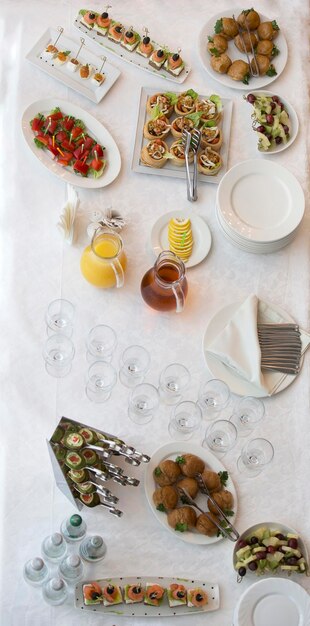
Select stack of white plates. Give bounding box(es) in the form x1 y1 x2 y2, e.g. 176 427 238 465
216 160 305 254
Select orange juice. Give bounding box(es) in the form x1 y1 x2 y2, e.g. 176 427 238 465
80 229 127 288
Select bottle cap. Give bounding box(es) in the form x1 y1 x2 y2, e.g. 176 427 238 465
31 558 44 571
68 555 80 568
70 514 82 527
51 578 64 591
52 533 63 546
91 536 103 548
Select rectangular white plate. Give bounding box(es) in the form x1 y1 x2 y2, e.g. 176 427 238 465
75 577 219 616
73 14 191 84
26 27 120 104
131 87 233 185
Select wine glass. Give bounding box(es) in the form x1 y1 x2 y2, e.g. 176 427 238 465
45 299 75 336
168 401 202 441
198 379 230 420
86 362 117 403
159 363 191 405
86 325 117 363
128 383 159 424
119 345 150 387
230 396 265 436
237 438 274 477
202 420 237 456
43 334 75 377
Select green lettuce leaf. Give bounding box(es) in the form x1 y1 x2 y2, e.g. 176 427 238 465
210 94 222 112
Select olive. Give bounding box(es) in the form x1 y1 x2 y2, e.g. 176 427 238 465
172 53 180 61
115 26 122 33
132 586 141 594
196 593 204 602
288 538 298 549
275 533 285 540
89 12 96 19
101 12 108 18
275 136 283 145
266 114 274 124
143 36 150 44
238 567 246 577
247 93 256 103
126 31 133 38
248 561 258 571
177 591 186 598
250 536 258 544
157 49 164 57
107 585 114 595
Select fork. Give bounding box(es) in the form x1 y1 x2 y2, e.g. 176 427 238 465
181 129 194 202
190 128 202 201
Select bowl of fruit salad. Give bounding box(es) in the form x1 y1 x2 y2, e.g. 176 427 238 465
233 522 309 583
244 91 299 153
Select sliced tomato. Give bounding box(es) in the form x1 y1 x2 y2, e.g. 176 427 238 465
56 149 73 161
56 130 68 143
47 145 59 157
71 126 84 140
57 158 72 167
31 117 44 132
92 143 104 157
48 110 63 121
62 116 75 132
35 135 49 147
73 146 89 160
61 139 75 152
44 119 58 134
90 158 103 171
83 136 95 150
73 160 89 176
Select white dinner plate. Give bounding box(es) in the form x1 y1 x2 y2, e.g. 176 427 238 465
198 8 288 91
216 159 305 242
21 98 121 188
244 91 299 154
25 27 120 104
145 442 238 545
203 300 303 397
232 521 309 582
233 578 310 626
131 86 233 185
75 576 220 616
150 211 212 268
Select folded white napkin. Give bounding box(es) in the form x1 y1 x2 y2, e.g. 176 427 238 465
206 294 310 396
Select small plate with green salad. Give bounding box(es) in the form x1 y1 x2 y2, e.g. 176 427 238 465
244 91 299 153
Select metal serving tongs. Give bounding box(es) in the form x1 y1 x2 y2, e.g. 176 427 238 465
87 464 140 487
73 485 123 517
74 481 119 504
196 473 239 541
233 14 259 77
178 486 238 542
181 129 194 202
190 128 201 201
89 440 151 466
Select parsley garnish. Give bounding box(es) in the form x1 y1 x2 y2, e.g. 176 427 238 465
156 503 166 513
175 523 188 532
218 470 228 487
154 467 162 476
271 20 280 31
176 456 185 465
266 65 277 77
243 73 250 85
214 18 223 34
210 47 220 57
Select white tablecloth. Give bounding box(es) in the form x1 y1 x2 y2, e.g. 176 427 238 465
1 1 309 624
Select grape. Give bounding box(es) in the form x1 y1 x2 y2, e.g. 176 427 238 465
266 134 272 142
286 556 298 565
288 538 298 549
255 551 267 560
275 136 283 145
250 536 258 545
275 533 285 540
282 124 290 135
238 567 246 577
248 561 258 571
247 93 256 104
237 539 248 549
267 545 276 553
256 125 266 133
270 102 276 110
266 114 274 124
280 103 284 110
272 95 280 103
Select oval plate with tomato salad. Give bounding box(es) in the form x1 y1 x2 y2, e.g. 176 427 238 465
21 98 121 188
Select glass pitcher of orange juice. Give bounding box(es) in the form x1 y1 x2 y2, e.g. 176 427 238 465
80 227 127 288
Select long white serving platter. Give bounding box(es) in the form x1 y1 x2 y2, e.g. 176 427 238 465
26 27 120 104
73 13 191 84
75 577 220 616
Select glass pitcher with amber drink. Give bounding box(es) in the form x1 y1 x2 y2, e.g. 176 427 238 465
141 251 188 313
80 227 127 289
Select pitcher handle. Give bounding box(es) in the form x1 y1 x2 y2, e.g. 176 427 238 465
111 259 124 288
172 283 185 313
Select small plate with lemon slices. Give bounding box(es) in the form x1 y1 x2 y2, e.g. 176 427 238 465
150 210 212 268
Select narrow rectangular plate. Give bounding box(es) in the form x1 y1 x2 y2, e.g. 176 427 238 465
26 27 120 104
131 87 233 185
73 15 191 84
75 576 219 616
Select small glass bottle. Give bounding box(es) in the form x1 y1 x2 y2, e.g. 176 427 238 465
42 578 68 606
60 513 87 543
58 554 84 584
23 557 49 587
79 535 107 563
41 532 67 563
